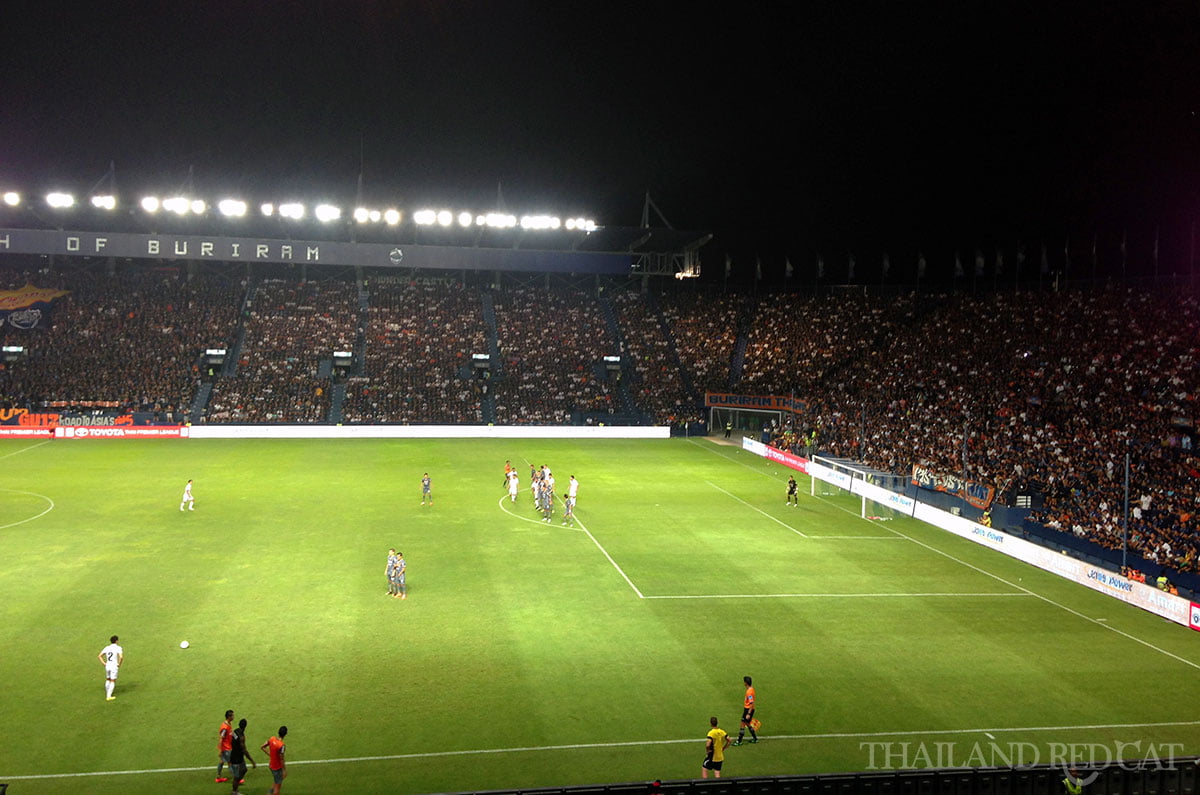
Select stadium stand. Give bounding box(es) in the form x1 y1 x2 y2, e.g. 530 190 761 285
204 278 355 423
0 266 240 417
2 259 1199 579
658 289 745 395
609 288 700 426
341 278 487 425
492 285 617 425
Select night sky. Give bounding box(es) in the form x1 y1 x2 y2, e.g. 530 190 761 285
3 1 1199 283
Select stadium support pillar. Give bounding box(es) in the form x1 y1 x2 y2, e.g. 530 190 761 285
187 260 197 281
355 265 363 283
106 257 116 276
301 263 308 281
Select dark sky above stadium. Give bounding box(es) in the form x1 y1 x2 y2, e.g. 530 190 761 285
3 1 1200 282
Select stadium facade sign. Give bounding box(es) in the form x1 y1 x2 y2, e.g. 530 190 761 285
705 392 808 413
0 408 172 428
0 228 633 274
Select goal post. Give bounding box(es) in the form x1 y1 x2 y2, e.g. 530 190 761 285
809 455 916 519
708 406 783 438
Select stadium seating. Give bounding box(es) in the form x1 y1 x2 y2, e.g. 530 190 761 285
341 278 486 425
0 267 240 416
205 278 355 423
2 260 1198 576
491 286 617 425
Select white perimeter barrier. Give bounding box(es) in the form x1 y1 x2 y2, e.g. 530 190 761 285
187 424 669 440
741 439 1198 630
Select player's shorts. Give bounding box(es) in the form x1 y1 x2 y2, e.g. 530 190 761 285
742 708 755 724
396 573 406 585
231 762 247 781
271 767 284 784
702 756 723 771
105 666 119 680
220 750 231 765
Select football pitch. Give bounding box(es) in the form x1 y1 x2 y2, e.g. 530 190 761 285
1 436 1198 794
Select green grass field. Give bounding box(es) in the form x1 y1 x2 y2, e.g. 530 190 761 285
1 435 1198 794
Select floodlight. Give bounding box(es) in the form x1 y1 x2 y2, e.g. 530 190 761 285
46 192 75 208
566 218 576 230
413 209 436 225
370 209 383 223
521 215 558 230
91 195 116 210
3 191 21 207
484 213 516 229
141 196 160 213
278 203 304 219
314 204 341 223
218 199 247 217
260 203 274 216
353 207 370 223
436 210 452 227
475 214 486 226
190 199 207 215
458 211 472 227
383 209 400 225
163 197 189 215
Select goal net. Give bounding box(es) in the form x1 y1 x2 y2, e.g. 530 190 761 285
808 455 915 520
708 406 783 438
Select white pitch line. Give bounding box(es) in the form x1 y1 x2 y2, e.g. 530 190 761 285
513 459 644 599
817 495 1200 673
0 488 56 531
690 438 1200 672
808 535 903 540
643 592 1033 600
0 439 51 462
8 719 1200 781
707 480 808 537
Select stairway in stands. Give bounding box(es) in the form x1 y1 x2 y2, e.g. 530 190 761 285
479 290 499 423
597 293 637 415
327 383 347 423
727 295 754 389
648 289 698 402
190 280 256 424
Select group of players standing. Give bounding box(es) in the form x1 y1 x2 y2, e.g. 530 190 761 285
504 460 579 526
214 709 288 795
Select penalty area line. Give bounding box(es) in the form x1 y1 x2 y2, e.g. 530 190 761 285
9 720 1200 781
642 592 1033 600
692 436 1200 673
509 462 644 599
707 480 808 537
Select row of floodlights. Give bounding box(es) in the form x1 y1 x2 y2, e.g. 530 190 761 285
2 191 596 231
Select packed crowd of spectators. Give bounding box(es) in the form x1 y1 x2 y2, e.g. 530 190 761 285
658 290 745 395
341 279 487 425
205 278 355 423
492 286 616 424
783 289 1200 573
610 289 700 425
0 266 241 416
740 292 915 395
5 260 1199 574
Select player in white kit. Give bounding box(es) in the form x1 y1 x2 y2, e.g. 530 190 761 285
98 635 123 700
180 479 195 511
507 471 519 503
